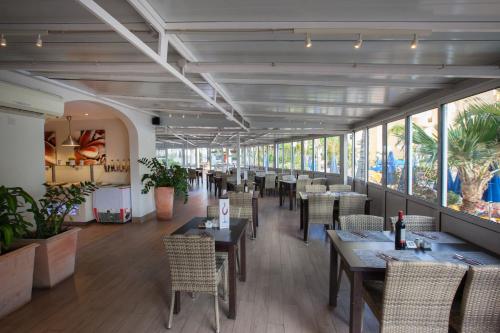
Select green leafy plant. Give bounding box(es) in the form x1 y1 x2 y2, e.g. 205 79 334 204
138 157 189 203
33 182 97 239
0 186 37 253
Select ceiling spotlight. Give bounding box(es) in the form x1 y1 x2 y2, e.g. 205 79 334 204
0 34 6 47
305 33 312 48
84 113 89 116
410 33 418 49
354 33 363 49
36 34 43 47
168 114 172 118
182 114 185 118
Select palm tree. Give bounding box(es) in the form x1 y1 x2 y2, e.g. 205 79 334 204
406 102 500 214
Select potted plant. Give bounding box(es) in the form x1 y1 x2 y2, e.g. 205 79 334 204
138 157 189 220
0 186 39 318
17 182 97 288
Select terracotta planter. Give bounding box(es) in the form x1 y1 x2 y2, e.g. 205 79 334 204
155 187 174 220
0 243 38 319
17 228 80 288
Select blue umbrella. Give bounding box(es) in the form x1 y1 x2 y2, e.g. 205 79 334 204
451 172 462 195
483 174 500 202
330 155 338 173
387 151 396 185
447 169 454 192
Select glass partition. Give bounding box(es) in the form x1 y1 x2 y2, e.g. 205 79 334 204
267 144 275 169
313 138 325 172
185 148 196 167
410 108 439 202
386 119 406 191
368 126 383 184
283 142 292 170
167 148 183 166
198 148 208 168
443 88 499 221
277 143 283 170
354 130 367 180
347 133 353 178
303 139 313 171
326 136 340 173
257 146 264 167
210 148 224 168
293 141 302 171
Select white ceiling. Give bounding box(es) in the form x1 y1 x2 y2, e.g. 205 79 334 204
1 0 499 147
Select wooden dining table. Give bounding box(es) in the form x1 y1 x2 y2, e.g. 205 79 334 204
327 230 500 333
172 217 247 319
298 191 372 242
279 179 296 210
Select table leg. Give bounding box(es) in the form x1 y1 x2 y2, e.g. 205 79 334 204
228 245 237 319
300 199 304 230
279 182 283 206
174 291 181 314
329 242 338 307
288 184 294 210
350 271 364 333
239 230 246 282
303 201 309 242
364 200 370 215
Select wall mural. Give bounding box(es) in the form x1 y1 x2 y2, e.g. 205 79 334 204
44 131 56 166
74 129 106 165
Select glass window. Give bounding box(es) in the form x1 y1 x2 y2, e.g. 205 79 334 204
303 140 313 171
277 143 283 170
167 148 183 166
410 108 439 202
313 138 325 172
185 148 196 167
253 146 258 167
293 141 302 171
443 88 500 221
198 148 208 168
326 137 340 174
228 147 238 168
368 126 383 184
257 146 264 167
354 130 367 180
267 144 275 169
387 119 406 192
347 133 353 178
283 142 292 170
210 148 223 168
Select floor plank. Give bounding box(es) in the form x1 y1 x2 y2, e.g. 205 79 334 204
0 184 378 332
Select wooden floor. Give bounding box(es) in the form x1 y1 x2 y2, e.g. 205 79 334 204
0 183 379 333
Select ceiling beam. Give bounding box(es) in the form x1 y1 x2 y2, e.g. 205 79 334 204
164 21 500 33
41 72 205 84
245 112 364 120
216 77 448 89
0 61 163 73
76 0 249 131
125 0 251 127
235 99 391 109
185 62 500 79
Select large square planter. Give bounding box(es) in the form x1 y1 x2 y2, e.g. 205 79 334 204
0 243 39 319
17 228 81 288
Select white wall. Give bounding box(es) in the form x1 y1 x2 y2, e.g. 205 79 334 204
0 110 45 199
0 71 156 218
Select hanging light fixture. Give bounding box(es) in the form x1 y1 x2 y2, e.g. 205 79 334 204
61 116 80 147
410 33 418 49
0 34 6 47
354 33 363 49
36 34 43 47
305 33 312 48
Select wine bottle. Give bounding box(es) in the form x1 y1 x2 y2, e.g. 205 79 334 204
244 180 248 193
395 210 406 250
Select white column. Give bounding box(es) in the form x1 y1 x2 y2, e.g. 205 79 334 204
236 134 241 184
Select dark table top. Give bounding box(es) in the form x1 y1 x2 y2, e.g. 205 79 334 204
172 217 247 246
328 230 499 272
279 179 296 184
299 191 371 200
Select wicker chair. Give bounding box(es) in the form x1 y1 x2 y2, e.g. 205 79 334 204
363 261 467 333
338 195 367 217
207 205 241 220
450 265 500 333
188 168 197 186
306 193 335 240
229 191 254 239
298 174 310 180
329 184 352 192
163 235 228 333
265 173 277 195
311 177 327 185
389 215 436 232
339 215 384 231
305 184 327 193
296 178 312 206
